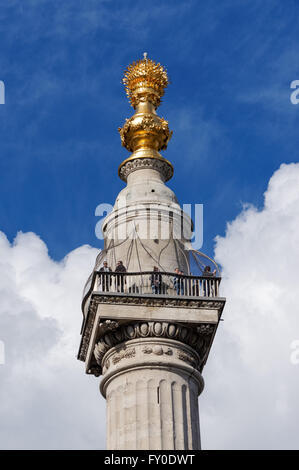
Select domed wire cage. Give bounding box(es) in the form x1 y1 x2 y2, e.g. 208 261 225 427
86 221 220 275
188 250 221 277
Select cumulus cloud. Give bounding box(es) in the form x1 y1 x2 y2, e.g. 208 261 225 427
1 162 299 450
201 162 299 450
0 231 104 449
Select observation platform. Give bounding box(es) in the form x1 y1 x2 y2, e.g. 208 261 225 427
78 271 226 376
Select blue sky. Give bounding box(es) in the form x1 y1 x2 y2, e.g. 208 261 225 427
0 0 298 261
1 1 299 451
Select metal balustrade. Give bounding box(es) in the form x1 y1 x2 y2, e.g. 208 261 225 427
93 271 221 297
81 271 222 319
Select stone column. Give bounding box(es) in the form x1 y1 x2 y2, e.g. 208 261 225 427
97 323 204 450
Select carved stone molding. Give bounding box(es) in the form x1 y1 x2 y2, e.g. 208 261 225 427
78 292 223 367
177 351 197 368
93 320 214 374
196 324 215 335
142 345 173 356
87 365 101 377
99 320 119 333
77 299 97 362
112 348 136 365
119 157 173 183
93 293 224 310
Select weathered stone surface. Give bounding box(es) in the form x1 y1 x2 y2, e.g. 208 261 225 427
97 303 219 323
101 338 203 450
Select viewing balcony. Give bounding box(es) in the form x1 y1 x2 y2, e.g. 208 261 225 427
82 271 223 318
79 270 226 375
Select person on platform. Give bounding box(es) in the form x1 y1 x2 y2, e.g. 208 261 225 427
202 265 216 296
99 261 112 292
150 266 162 294
115 260 127 293
173 267 184 295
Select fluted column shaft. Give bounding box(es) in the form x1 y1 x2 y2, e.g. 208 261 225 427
100 337 204 450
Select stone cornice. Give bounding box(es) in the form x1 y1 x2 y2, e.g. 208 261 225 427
78 292 225 368
92 292 225 310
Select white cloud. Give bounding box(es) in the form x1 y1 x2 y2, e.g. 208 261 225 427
0 231 105 449
201 162 299 449
1 162 299 449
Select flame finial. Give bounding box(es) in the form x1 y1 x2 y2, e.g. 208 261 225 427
122 55 169 109
118 55 173 183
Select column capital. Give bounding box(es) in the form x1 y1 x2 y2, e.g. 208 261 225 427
100 337 204 398
93 320 215 378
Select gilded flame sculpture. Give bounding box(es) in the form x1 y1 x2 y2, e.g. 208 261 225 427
122 54 169 109
118 54 173 182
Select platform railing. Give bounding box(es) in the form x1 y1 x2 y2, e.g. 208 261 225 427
81 270 222 320
93 271 221 298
